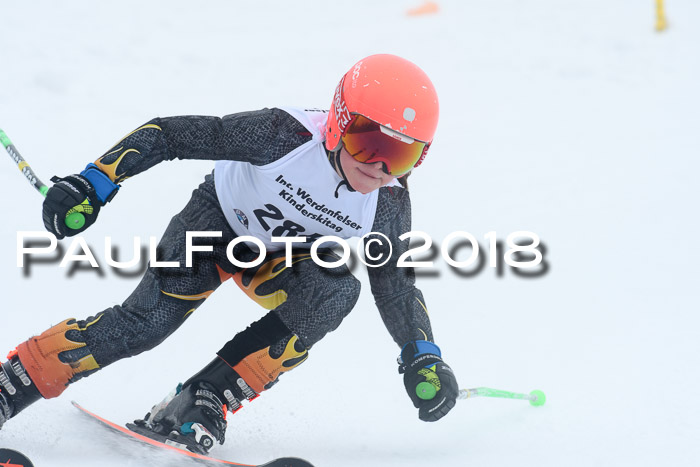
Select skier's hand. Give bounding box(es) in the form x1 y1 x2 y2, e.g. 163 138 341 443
399 340 458 422
42 163 119 239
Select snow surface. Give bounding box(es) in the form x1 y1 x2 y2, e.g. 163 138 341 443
1 1 699 466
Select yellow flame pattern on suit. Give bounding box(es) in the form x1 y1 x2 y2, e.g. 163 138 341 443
16 318 102 399
161 290 214 301
232 335 309 393
415 297 429 316
94 124 162 182
160 290 214 320
95 147 140 182
232 254 312 310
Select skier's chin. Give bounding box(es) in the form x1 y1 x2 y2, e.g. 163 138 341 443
350 179 380 194
350 169 385 194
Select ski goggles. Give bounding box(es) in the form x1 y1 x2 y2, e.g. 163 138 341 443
341 114 427 176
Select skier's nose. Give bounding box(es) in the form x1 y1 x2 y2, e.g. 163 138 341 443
369 161 387 175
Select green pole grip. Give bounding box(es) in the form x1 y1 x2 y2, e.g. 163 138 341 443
0 129 12 148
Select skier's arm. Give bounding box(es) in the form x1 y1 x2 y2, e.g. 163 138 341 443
42 108 310 238
93 108 311 183
366 187 434 346
367 187 458 422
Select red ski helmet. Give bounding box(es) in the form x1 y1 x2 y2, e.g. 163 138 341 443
325 54 439 174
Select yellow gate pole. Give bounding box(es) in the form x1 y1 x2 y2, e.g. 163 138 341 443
656 0 668 31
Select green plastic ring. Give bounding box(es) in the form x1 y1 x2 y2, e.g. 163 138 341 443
65 212 86 230
529 389 546 407
416 382 437 400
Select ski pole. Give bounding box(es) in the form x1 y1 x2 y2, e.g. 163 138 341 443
1 128 85 229
416 382 546 407
457 387 546 406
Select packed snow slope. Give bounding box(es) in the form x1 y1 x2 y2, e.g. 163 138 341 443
1 1 698 466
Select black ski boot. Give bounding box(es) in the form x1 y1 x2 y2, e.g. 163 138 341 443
0 353 42 430
129 380 228 454
128 358 257 454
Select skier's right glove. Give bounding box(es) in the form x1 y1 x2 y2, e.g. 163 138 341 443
42 163 119 239
399 340 459 422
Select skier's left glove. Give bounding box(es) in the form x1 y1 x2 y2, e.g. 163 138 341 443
399 340 458 422
42 163 119 239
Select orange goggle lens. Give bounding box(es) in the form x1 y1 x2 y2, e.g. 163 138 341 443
341 115 427 176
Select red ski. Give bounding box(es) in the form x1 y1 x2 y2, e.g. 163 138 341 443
72 401 313 467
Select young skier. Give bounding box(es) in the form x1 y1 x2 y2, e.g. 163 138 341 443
0 54 459 453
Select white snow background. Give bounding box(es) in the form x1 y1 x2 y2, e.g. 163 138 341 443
1 1 698 466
